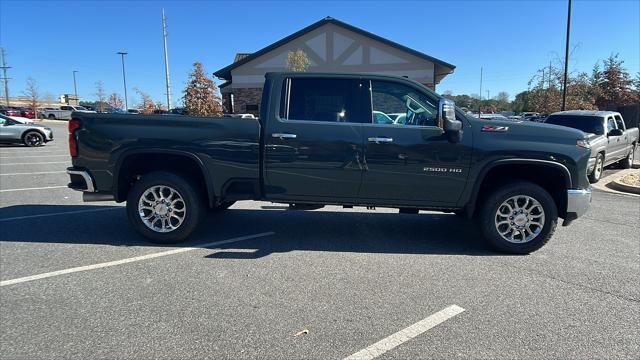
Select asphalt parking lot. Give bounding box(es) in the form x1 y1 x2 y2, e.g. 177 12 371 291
1 122 639 359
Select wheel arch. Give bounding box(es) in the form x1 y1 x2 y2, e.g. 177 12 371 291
466 159 571 219
21 128 46 141
114 149 215 207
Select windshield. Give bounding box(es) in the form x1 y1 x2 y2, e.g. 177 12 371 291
545 115 604 135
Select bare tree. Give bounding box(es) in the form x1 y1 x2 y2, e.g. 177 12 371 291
134 87 155 114
107 93 124 110
94 81 107 112
285 50 310 72
22 77 40 120
182 61 223 116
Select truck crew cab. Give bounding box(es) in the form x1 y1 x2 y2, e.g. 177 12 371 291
66 72 592 254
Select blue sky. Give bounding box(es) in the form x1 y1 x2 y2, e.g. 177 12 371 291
1 0 638 107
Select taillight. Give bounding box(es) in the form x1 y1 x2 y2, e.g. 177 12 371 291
68 118 81 157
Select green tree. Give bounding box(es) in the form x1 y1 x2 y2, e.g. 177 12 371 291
594 54 637 108
182 61 223 116
285 50 310 72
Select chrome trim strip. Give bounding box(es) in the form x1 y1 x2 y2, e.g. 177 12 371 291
66 169 95 192
566 187 592 218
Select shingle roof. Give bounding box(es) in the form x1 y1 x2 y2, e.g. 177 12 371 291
214 16 455 80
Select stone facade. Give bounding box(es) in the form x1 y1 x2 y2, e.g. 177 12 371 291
221 87 263 116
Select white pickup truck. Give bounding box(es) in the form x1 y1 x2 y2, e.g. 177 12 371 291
42 105 95 120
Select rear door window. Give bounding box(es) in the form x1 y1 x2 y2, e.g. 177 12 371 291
614 115 625 130
279 78 367 123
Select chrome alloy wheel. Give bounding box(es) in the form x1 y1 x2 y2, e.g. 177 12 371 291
494 195 545 243
138 185 186 233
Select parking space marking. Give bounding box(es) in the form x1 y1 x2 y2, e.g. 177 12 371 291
0 186 68 192
0 154 69 159
0 231 275 287
0 207 122 222
343 305 465 360
0 161 69 165
0 171 67 176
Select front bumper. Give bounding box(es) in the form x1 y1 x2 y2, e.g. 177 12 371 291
564 187 592 225
587 157 596 174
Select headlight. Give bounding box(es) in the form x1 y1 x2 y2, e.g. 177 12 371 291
576 139 590 149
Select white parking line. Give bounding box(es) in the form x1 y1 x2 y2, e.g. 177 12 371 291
0 161 69 165
0 155 69 159
0 207 122 222
0 171 67 176
0 232 275 287
344 305 465 360
0 185 68 192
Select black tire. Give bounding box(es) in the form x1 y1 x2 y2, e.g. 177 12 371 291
619 146 635 169
48 114 56 119
126 171 205 244
588 153 604 183
23 131 44 147
209 200 235 212
479 181 558 254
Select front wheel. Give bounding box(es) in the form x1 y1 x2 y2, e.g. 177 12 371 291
23 131 44 147
588 154 604 183
126 171 205 244
479 181 558 254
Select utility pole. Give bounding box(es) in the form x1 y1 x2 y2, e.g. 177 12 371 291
561 0 572 111
117 52 129 110
478 66 483 115
72 70 79 103
0 48 11 106
486 90 490 101
161 8 172 110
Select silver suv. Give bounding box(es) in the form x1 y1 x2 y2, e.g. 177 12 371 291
0 115 54 147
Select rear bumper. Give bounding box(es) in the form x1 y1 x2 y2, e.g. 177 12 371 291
564 187 592 225
67 168 95 192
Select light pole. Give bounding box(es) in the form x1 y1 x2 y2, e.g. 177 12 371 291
117 51 129 110
561 0 572 110
72 70 78 103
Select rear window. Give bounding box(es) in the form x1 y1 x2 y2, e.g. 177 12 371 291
545 115 604 135
279 78 366 123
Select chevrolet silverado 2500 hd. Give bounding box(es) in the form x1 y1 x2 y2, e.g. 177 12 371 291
66 72 592 254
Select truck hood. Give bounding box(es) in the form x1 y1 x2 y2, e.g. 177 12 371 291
477 119 587 143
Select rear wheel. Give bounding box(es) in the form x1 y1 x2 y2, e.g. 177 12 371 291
48 114 56 119
126 171 205 243
588 154 604 183
23 131 44 147
619 146 635 169
479 181 557 254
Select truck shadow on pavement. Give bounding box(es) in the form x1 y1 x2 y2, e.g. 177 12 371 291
0 204 500 256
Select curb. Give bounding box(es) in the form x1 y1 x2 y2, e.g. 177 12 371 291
609 179 640 195
591 167 640 197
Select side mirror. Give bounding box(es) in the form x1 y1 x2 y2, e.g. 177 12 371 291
608 128 623 137
439 98 462 132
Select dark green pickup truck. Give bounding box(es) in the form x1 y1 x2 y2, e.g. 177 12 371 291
67 72 592 253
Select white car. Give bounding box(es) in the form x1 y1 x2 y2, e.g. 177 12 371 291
42 105 96 120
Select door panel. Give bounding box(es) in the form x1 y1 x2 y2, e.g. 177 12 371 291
360 79 471 205
264 77 367 200
360 125 471 204
606 116 623 162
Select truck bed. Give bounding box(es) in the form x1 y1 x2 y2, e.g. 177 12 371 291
70 113 261 199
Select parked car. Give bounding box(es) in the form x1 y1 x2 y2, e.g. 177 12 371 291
126 109 141 114
545 111 638 183
13 107 36 118
67 72 592 254
0 105 21 117
0 114 54 146
42 105 96 120
519 112 540 121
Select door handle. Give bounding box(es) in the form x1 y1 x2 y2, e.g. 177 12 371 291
368 137 393 143
272 133 297 139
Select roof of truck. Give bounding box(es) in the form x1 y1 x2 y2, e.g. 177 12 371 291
550 110 621 118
